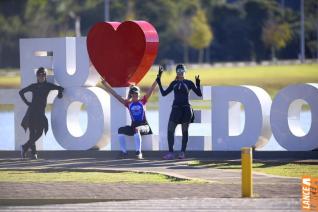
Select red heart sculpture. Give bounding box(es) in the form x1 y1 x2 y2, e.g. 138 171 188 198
87 21 159 87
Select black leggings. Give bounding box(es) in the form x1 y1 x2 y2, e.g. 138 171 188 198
167 121 190 153
22 128 43 155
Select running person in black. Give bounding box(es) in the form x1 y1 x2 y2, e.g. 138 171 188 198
101 75 157 159
19 67 64 160
156 64 202 159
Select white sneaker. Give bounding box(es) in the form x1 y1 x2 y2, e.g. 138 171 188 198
30 154 38 160
136 151 143 159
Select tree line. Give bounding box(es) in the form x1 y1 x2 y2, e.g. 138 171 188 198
0 0 317 68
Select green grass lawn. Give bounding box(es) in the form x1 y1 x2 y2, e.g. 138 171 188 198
0 170 199 184
142 64 318 97
188 160 318 178
143 64 318 86
1 64 318 105
2 64 318 87
0 76 20 88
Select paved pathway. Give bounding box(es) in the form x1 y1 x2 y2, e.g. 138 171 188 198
0 157 301 184
0 198 300 212
0 156 304 211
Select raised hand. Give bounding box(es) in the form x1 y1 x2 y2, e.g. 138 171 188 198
57 92 63 99
157 65 164 79
195 75 200 86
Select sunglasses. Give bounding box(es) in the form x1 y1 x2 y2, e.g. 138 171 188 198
176 68 185 73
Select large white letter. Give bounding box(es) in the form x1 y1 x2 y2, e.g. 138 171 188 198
271 83 318 151
19 37 99 87
51 87 110 150
212 86 272 150
159 86 211 151
19 37 103 150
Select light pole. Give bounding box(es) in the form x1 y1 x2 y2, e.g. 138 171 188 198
316 5 318 60
105 0 110 21
300 0 305 63
281 0 285 18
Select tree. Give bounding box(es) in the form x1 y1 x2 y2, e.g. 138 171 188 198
187 9 213 63
125 0 136 20
304 0 318 58
208 4 251 62
262 21 292 61
0 0 315 68
54 0 103 37
175 0 200 63
23 0 56 37
0 0 27 67
0 14 25 67
243 0 273 62
134 0 182 63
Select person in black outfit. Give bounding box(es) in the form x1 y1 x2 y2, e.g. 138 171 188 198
156 64 202 159
19 67 64 160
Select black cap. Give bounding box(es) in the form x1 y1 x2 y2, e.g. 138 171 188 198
36 67 46 76
176 64 186 73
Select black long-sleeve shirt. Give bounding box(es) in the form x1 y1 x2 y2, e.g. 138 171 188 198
19 82 64 132
157 79 202 106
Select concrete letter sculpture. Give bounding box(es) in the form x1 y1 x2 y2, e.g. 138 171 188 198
212 86 272 150
51 87 110 150
18 37 109 150
271 83 318 151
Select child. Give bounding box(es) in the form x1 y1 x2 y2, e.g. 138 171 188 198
101 71 159 159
